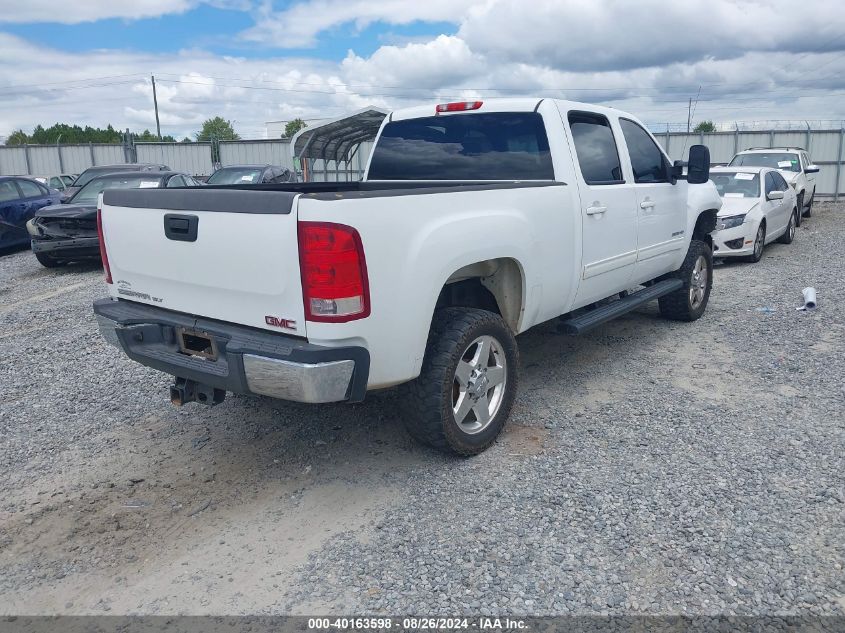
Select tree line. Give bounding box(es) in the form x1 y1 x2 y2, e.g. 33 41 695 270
4 116 308 146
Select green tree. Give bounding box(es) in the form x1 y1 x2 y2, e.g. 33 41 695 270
284 118 306 138
693 120 716 133
5 129 29 145
196 116 240 161
196 117 240 142
133 129 176 143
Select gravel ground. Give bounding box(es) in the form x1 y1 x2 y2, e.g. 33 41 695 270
0 203 843 616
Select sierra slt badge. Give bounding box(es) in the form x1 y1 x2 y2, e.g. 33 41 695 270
265 316 297 331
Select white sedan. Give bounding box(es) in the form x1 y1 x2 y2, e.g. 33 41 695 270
710 166 798 263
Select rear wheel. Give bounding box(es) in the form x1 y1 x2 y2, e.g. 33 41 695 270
658 239 713 322
34 251 65 268
400 307 518 456
778 209 797 244
745 221 766 263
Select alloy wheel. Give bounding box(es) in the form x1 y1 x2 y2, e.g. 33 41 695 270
452 335 508 434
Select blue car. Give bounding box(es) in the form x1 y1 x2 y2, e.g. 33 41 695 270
0 177 61 251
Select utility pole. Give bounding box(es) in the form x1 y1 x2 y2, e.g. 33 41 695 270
687 97 692 134
151 74 161 140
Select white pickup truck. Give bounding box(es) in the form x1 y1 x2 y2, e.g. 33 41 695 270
94 98 721 455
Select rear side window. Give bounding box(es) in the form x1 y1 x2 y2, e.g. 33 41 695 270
367 112 554 180
568 112 623 185
0 180 20 202
620 119 669 183
17 179 45 198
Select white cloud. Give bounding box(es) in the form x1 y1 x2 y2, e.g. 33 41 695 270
458 0 845 71
0 0 197 24
342 35 483 93
0 0 252 24
241 0 477 48
2 0 845 141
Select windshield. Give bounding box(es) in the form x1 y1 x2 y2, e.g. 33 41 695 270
368 112 554 180
711 171 761 198
729 152 800 173
61 175 75 186
71 175 163 205
206 168 263 185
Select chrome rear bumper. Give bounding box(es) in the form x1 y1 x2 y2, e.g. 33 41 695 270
93 298 369 404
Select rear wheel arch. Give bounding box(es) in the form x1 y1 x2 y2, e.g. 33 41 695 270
435 258 525 333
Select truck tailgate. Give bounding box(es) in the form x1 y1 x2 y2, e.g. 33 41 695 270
100 188 306 335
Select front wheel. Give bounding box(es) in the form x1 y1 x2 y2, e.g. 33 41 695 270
744 221 766 263
803 192 813 218
795 192 804 226
658 239 713 322
400 307 519 456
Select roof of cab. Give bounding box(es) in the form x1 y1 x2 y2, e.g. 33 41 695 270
388 97 631 122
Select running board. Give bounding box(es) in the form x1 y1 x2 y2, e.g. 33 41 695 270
558 279 684 335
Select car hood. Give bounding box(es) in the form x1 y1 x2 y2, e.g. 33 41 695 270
35 202 97 220
717 197 760 217
778 171 800 184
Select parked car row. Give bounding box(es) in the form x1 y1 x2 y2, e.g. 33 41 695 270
711 146 819 263
27 171 203 267
0 162 294 265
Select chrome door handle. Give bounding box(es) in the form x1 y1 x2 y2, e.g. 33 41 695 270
586 205 607 215
640 200 655 209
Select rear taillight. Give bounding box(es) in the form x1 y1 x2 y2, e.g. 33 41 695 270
96 206 112 284
298 221 370 322
436 101 483 113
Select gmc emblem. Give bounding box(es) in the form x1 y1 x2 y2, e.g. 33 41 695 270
265 316 297 331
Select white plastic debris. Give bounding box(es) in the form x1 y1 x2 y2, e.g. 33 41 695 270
796 287 817 311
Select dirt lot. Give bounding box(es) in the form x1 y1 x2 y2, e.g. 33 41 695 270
1 204 843 616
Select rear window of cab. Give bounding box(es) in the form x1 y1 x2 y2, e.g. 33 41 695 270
368 112 554 181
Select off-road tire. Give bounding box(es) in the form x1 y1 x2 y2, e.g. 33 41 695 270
778 208 797 244
399 307 519 456
658 239 713 322
34 251 65 268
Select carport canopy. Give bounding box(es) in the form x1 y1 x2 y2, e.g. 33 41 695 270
290 106 389 165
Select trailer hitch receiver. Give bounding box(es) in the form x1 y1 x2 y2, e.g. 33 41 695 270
170 377 226 407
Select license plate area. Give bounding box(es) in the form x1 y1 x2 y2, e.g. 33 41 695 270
176 328 219 360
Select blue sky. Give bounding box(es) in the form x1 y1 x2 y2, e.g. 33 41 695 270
2 4 456 60
0 0 843 140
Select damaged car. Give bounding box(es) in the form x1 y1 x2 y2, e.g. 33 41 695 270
1 176 62 251
27 171 199 268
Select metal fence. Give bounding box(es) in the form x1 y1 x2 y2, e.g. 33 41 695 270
0 139 373 182
654 128 845 199
1 130 842 195
218 139 373 181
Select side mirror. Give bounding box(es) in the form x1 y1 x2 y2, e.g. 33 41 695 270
806 164 820 174
767 190 784 201
670 160 685 184
687 144 710 184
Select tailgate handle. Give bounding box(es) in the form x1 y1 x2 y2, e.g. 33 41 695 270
163 214 198 242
